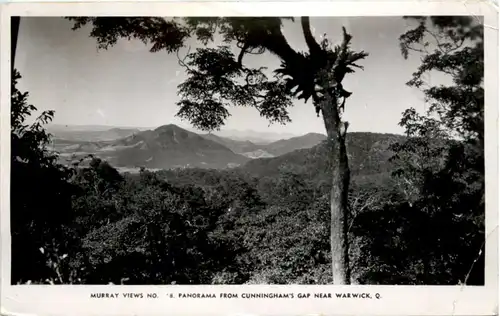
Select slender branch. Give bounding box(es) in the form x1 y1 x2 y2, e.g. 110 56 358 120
348 194 377 233
425 29 447 54
447 37 466 54
176 46 192 71
301 17 322 56
407 44 429 55
427 28 466 56
237 41 250 66
237 40 266 66
460 240 484 285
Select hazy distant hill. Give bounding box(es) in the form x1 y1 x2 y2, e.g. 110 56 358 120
47 124 302 145
201 132 328 158
240 132 406 186
263 133 327 156
211 129 299 144
47 124 123 132
200 133 261 153
240 149 275 159
54 124 250 170
47 125 141 142
50 123 405 176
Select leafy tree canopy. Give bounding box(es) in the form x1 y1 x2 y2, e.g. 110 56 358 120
398 16 483 142
378 16 486 285
67 17 367 130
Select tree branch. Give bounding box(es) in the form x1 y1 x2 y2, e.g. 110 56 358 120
237 41 250 66
177 46 192 71
461 239 485 285
260 27 302 66
301 17 322 56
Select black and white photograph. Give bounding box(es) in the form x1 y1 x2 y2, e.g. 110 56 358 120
6 11 491 289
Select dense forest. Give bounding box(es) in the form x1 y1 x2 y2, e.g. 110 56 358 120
11 16 485 285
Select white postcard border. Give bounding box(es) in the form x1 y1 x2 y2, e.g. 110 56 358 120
1 2 498 316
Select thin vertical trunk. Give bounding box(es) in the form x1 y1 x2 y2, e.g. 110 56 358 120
320 91 351 285
11 17 20 71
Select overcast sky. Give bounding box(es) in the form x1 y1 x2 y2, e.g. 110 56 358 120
16 17 433 135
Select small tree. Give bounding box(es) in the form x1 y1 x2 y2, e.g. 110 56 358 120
67 17 368 284
11 69 80 284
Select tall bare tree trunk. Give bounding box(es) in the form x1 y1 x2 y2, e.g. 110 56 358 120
320 91 351 285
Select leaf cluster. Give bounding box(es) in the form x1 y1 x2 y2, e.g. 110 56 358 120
67 17 368 130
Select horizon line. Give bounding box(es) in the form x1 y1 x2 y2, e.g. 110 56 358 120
45 122 406 137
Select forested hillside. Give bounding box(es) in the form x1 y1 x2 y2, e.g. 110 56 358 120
50 125 329 168
241 132 404 185
11 68 484 284
51 124 251 170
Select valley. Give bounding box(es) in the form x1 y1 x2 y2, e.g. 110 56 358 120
48 124 404 180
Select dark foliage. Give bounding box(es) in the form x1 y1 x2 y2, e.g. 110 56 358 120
66 16 370 285
11 16 485 285
11 69 81 284
356 16 485 285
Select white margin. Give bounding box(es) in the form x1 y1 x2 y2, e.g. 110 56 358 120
0 2 498 316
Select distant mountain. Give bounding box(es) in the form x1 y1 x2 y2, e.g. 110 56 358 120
47 124 153 132
263 133 327 156
47 124 303 145
200 132 327 159
54 124 250 170
47 124 122 132
211 129 299 144
47 125 142 142
50 123 405 176
240 132 406 186
240 149 275 159
200 133 262 154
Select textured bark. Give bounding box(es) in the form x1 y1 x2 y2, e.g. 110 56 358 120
320 90 351 285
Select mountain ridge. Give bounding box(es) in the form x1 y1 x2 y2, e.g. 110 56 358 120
239 132 406 187
50 124 406 177
199 131 327 158
47 123 303 144
54 124 250 170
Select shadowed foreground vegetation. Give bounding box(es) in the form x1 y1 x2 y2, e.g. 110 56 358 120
11 70 484 285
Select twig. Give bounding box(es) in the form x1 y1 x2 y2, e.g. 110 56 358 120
462 239 485 285
177 46 192 71
425 29 447 55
